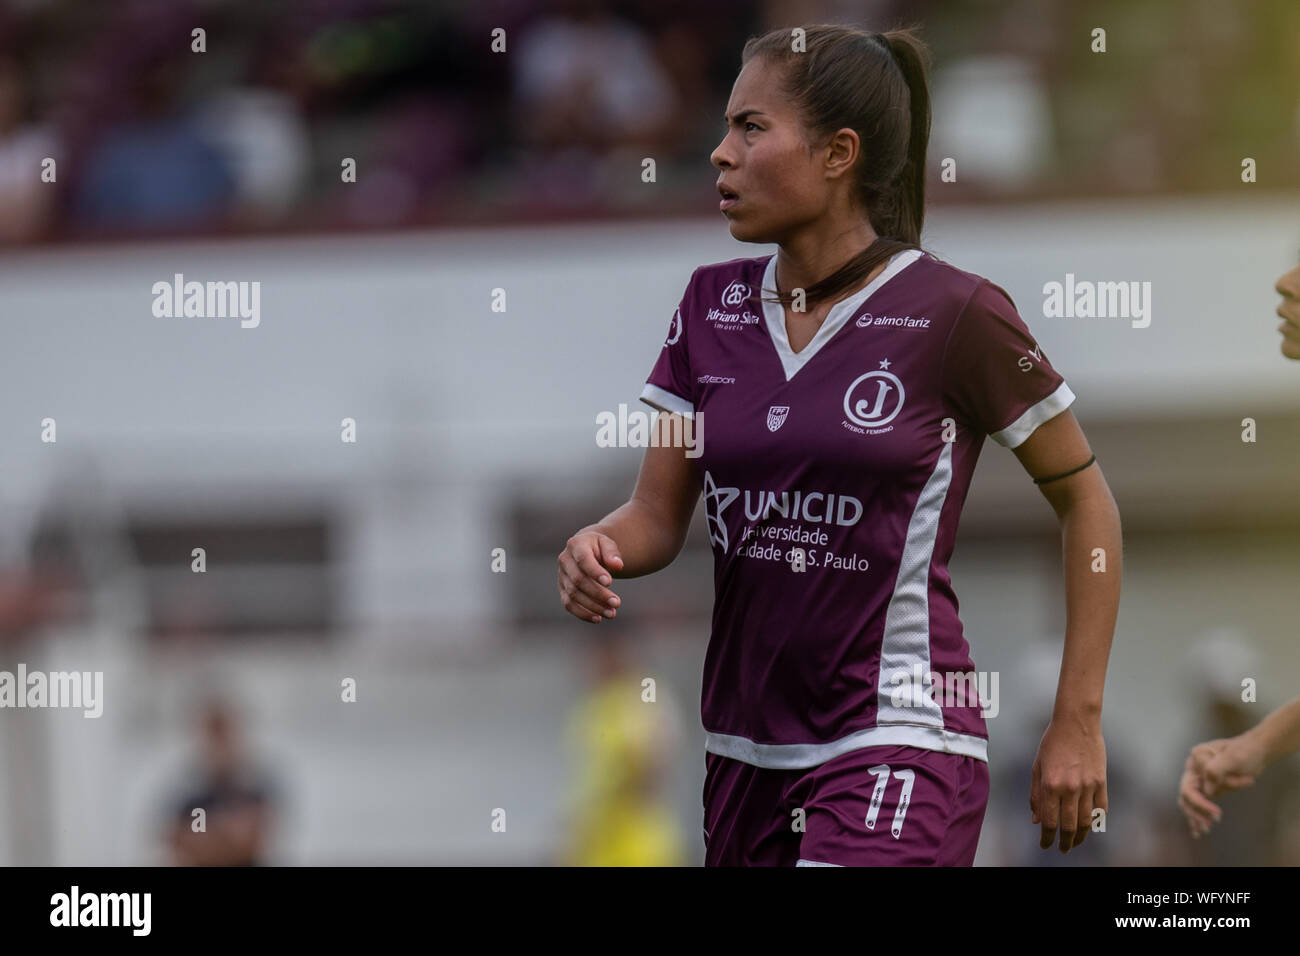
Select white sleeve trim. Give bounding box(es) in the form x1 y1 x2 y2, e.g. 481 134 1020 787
639 382 695 420
990 381 1076 448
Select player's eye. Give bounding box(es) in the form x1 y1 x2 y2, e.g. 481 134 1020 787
745 121 760 132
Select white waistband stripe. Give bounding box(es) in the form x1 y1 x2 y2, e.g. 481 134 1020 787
705 723 988 769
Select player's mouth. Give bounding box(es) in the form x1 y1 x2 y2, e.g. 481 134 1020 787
718 183 740 211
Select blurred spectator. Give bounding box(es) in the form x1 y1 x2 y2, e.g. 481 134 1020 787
559 630 685 866
72 48 235 233
930 55 1053 191
513 0 676 153
163 695 280 866
510 0 678 207
0 55 58 242
194 35 311 226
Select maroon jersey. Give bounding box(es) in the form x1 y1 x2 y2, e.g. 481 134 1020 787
640 250 1075 769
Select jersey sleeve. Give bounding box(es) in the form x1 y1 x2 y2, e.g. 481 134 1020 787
638 269 698 419
941 279 1076 448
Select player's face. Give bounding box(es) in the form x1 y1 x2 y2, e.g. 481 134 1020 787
711 58 833 244
1277 262 1300 361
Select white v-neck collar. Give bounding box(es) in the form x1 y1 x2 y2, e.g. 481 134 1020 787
760 248 924 381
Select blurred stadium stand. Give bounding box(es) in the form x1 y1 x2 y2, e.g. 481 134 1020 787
1 0 1298 244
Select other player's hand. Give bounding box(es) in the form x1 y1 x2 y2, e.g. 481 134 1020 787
1177 734 1265 837
557 530 624 624
1029 712 1107 853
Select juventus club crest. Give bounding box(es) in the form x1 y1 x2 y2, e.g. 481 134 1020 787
767 405 790 432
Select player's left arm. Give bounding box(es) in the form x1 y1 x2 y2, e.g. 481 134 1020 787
1011 408 1122 853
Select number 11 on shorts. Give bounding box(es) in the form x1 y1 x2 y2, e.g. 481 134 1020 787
866 764 916 839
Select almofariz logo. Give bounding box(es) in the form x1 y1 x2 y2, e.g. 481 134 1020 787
0 664 103 718
855 311 930 329
50 886 151 936
151 273 261 328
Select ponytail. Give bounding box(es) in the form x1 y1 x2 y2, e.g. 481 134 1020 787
877 30 931 247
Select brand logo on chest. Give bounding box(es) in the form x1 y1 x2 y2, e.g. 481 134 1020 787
721 280 749 308
856 311 931 329
703 278 761 330
842 358 904 435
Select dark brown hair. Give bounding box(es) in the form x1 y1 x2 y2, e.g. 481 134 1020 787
739 24 932 309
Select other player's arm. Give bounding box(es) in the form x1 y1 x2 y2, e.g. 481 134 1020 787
1178 697 1300 836
1010 407 1122 853
558 413 701 623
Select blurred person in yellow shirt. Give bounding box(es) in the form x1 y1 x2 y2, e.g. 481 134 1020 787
561 632 686 866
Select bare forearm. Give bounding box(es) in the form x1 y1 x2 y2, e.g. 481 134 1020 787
1053 492 1122 718
1246 697 1300 766
580 497 690 578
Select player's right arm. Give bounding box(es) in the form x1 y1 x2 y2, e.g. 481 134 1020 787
557 418 701 624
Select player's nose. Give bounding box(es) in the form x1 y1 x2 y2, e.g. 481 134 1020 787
711 135 735 171
1276 264 1300 301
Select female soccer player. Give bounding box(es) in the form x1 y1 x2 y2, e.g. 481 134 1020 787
557 24 1122 865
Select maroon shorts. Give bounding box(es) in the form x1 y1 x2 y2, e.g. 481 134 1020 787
703 744 989 866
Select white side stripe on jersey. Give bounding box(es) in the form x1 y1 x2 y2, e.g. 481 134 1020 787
991 381 1076 448
874 437 954 734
